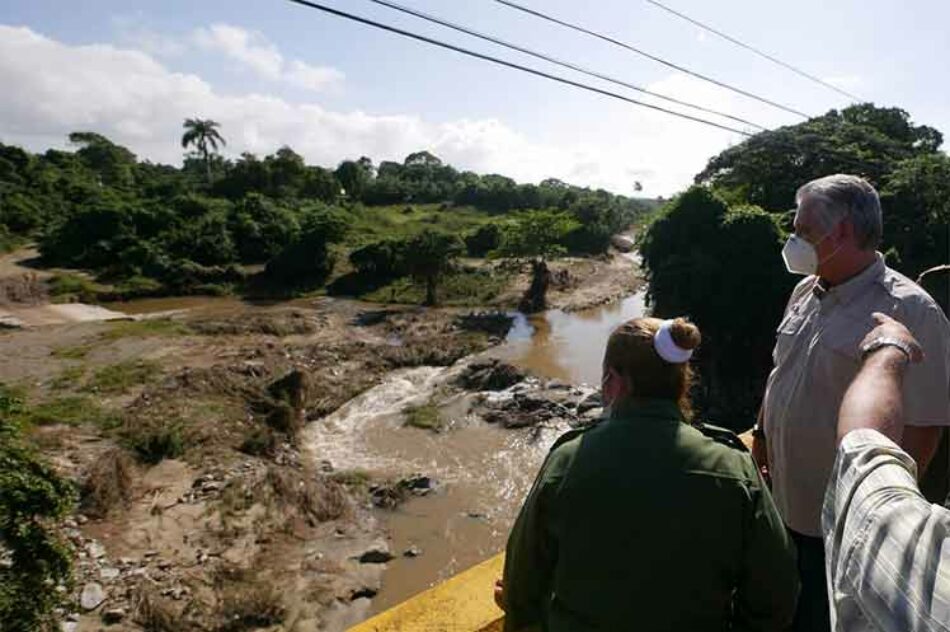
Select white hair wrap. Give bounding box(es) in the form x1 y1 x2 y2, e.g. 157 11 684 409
653 320 693 364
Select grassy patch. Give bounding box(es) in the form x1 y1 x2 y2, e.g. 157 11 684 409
100 318 190 341
264 466 349 523
362 269 509 306
132 586 180 632
344 203 494 248
214 568 286 632
19 396 118 428
121 417 186 464
238 426 278 457
49 365 86 390
403 402 444 431
46 273 103 303
81 448 135 518
87 360 159 394
329 468 374 491
50 342 95 360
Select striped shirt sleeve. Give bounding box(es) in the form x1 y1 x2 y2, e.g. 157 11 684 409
822 429 950 632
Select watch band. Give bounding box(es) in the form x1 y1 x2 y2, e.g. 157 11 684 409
860 336 914 362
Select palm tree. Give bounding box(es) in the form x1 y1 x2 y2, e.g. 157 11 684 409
181 118 226 184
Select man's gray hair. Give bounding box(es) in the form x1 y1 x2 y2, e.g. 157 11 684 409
796 174 883 250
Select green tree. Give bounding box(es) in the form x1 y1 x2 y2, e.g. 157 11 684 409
68 132 137 189
229 194 301 264
696 104 942 213
402 229 464 306
880 153 950 311
1 386 75 632
335 160 371 200
496 210 579 312
638 188 793 424
264 206 348 292
181 118 226 184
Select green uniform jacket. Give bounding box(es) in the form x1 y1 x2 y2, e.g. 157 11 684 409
503 399 798 632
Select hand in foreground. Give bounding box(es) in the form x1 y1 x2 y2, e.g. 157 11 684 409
494 579 506 611
861 312 924 363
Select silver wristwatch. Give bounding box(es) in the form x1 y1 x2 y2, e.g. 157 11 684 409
860 336 914 362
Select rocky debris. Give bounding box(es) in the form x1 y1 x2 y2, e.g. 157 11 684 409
101 607 126 624
100 566 120 581
0 315 25 329
86 541 106 559
80 582 106 611
480 380 599 428
357 542 394 564
455 312 515 337
403 545 422 558
576 391 602 414
369 474 438 509
350 586 379 600
353 309 400 327
457 359 525 391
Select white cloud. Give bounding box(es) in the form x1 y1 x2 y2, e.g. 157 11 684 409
193 23 283 78
112 15 187 57
284 59 345 92
192 23 342 93
0 24 760 195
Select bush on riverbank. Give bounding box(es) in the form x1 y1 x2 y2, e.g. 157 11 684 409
0 385 75 631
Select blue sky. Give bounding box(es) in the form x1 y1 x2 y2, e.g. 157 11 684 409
2 0 948 196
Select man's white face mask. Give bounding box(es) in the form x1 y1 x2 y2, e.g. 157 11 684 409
782 221 843 276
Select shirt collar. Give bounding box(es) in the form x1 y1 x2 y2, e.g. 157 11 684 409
813 253 885 306
608 397 685 423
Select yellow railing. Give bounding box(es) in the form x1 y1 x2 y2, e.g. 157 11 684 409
348 553 505 631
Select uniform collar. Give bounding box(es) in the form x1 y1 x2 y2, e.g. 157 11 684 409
608 398 685 423
813 253 885 306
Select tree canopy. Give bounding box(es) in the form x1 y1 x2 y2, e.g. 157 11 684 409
0 125 649 301
643 103 949 426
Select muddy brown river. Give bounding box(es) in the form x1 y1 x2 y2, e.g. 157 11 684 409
104 286 648 617
302 289 648 615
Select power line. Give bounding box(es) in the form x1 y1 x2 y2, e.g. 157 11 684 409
494 0 812 120
284 0 754 136
364 0 767 131
644 0 863 102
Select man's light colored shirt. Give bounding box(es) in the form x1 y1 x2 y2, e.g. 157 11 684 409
823 429 950 632
763 255 950 535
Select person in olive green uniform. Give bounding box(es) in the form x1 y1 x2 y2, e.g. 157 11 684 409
499 317 798 632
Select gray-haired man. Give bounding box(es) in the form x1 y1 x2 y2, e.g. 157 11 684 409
751 174 950 632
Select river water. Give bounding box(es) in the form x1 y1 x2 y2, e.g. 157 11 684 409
303 288 649 615
496 290 648 386
103 280 650 616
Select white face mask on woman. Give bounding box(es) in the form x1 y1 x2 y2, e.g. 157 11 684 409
781 222 843 276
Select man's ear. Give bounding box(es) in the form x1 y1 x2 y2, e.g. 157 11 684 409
836 216 855 244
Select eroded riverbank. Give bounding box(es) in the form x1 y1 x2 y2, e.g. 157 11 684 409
0 250 643 630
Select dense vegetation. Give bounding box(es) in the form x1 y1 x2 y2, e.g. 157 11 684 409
0 386 75 631
640 104 950 427
0 126 650 304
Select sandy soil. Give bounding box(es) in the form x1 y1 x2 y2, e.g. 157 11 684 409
4 300 506 631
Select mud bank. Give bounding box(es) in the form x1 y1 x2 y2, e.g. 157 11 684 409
2 249 643 630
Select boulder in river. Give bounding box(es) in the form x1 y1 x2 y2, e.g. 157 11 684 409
479 383 600 428
457 359 525 391
611 235 635 252
358 542 394 564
